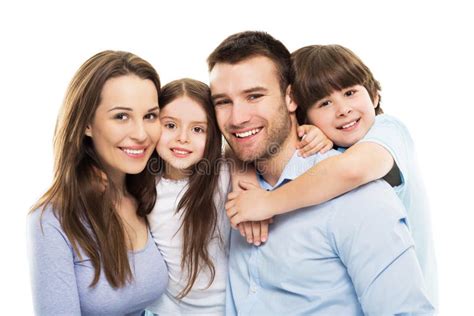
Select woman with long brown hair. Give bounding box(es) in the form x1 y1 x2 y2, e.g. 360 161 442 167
27 50 168 315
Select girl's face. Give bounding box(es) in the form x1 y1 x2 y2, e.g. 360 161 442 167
157 96 208 180
306 85 378 148
85 75 161 182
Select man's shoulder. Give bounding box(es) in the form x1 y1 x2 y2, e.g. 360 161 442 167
327 180 407 230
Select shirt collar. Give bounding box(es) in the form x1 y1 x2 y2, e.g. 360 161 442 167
257 150 317 190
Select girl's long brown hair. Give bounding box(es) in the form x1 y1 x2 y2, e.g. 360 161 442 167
31 50 161 288
159 78 223 298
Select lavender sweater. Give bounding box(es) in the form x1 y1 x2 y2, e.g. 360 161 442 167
27 208 168 315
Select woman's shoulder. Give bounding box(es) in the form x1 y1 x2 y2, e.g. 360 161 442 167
27 205 71 247
27 206 61 230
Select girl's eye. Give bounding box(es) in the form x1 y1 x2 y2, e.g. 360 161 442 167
114 113 129 120
193 126 206 133
164 122 176 129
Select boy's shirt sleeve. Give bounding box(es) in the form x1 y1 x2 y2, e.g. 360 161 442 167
358 114 413 186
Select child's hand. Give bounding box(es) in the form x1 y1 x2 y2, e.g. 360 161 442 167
225 181 274 228
237 220 272 246
297 124 333 157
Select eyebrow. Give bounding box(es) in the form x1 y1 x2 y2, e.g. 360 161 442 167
160 115 207 125
108 106 159 112
211 86 268 101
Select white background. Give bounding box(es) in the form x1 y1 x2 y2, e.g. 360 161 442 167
1 0 472 314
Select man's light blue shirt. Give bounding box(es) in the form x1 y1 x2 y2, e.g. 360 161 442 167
359 114 438 307
226 150 434 315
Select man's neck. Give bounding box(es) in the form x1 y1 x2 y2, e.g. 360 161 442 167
256 124 299 187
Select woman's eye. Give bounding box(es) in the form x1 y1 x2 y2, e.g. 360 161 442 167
114 113 129 120
144 112 158 120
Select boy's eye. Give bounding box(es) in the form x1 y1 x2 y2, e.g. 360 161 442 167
345 89 356 97
114 113 129 120
318 100 331 108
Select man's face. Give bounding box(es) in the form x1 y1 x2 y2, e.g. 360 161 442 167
209 56 293 162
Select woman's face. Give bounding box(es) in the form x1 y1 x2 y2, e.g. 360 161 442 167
85 74 161 181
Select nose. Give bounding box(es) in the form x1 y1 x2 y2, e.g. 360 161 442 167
129 120 148 142
176 127 189 144
230 102 251 127
336 102 352 117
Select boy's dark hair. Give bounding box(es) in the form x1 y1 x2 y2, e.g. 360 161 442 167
207 31 293 95
291 45 383 125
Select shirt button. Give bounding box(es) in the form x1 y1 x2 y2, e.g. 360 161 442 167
250 285 257 293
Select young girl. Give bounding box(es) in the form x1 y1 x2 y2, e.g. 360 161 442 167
225 44 437 307
27 51 168 315
145 78 245 315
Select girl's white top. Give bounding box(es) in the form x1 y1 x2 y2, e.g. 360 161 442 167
147 164 231 315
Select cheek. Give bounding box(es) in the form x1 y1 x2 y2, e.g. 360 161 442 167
148 124 162 143
156 131 172 154
215 108 229 128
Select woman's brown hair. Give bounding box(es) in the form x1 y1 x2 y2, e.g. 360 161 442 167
291 44 383 125
158 78 223 298
31 50 160 288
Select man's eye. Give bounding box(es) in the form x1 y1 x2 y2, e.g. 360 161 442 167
114 113 129 120
214 99 231 106
248 94 263 101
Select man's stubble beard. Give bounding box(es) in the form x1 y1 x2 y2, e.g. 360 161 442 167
229 101 292 163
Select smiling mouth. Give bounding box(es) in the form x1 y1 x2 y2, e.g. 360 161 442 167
338 118 360 130
233 128 261 139
120 147 147 157
171 148 192 156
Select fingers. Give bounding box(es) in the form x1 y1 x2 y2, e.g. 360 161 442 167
251 221 261 246
242 222 253 244
238 180 258 190
320 141 334 153
260 220 269 243
227 191 239 201
238 224 245 237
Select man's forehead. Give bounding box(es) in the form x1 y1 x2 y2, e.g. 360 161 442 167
209 56 279 95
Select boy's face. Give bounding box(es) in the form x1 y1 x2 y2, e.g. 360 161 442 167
306 85 378 147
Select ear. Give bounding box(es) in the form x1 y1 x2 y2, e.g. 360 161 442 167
85 124 93 137
373 94 380 108
285 85 298 113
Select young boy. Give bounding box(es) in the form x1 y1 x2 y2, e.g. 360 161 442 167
225 44 438 308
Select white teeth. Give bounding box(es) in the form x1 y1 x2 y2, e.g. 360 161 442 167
235 128 261 138
123 148 145 155
173 149 189 155
342 121 357 129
